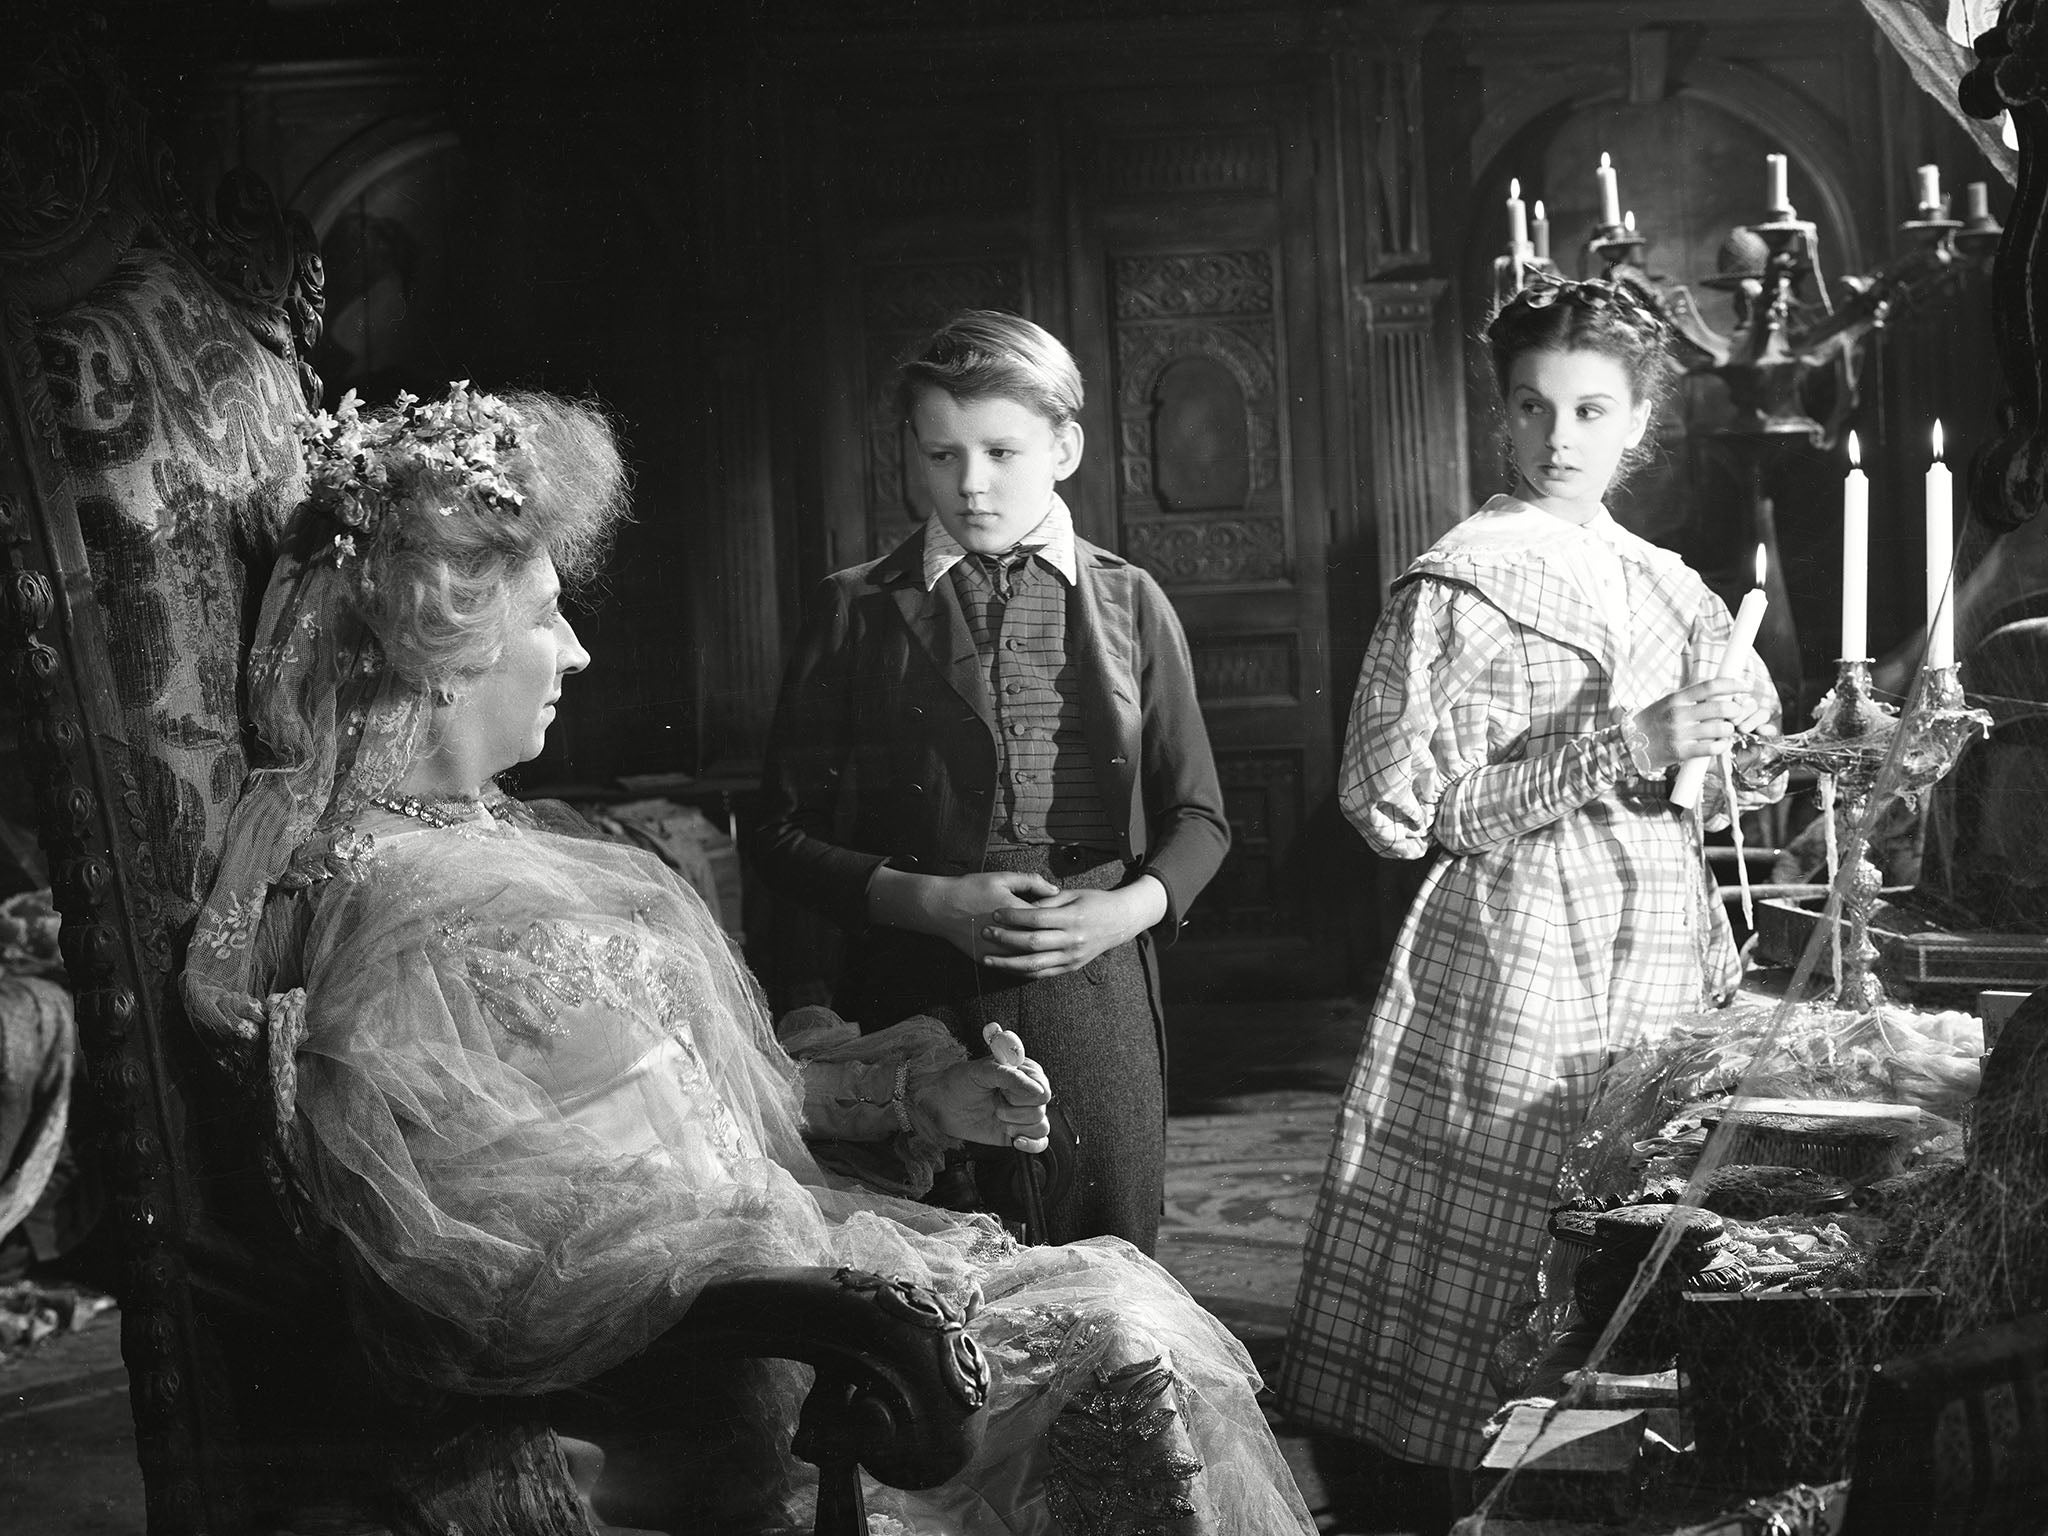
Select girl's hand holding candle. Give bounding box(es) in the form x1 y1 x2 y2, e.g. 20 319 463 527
1670 543 1772 811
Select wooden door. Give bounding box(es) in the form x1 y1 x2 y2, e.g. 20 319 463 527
806 66 1341 994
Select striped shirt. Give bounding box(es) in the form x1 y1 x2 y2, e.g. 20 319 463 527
947 547 1120 853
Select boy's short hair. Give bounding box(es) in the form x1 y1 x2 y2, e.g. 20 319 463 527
896 310 1084 429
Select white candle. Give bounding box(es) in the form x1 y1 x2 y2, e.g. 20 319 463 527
1672 544 1771 811
1598 153 1621 228
1841 432 1869 661
1766 152 1790 215
1926 421 1956 670
1507 178 1528 250
1918 163 1943 212
1532 199 1550 261
1967 181 1991 223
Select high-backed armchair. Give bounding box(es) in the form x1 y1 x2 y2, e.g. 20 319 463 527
0 36 983 1536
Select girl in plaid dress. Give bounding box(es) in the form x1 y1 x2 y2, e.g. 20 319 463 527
1278 281 1781 1479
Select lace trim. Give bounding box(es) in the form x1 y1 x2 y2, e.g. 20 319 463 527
1044 1353 1205 1535
428 909 753 1159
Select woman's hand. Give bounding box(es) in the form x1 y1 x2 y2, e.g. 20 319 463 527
916 1031 1052 1152
1630 678 1774 771
978 875 1168 977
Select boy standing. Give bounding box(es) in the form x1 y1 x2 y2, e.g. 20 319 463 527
751 311 1228 1252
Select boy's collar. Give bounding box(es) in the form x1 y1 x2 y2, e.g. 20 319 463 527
919 496 1079 590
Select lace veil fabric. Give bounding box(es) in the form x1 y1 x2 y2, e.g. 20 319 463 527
182 502 1316 1533
181 508 985 1391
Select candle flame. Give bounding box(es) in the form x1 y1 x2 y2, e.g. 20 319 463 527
1932 419 1946 461
1847 430 1861 468
1754 543 1768 587
1509 177 1521 199
1534 198 1546 219
1600 152 1612 169
1624 210 1637 232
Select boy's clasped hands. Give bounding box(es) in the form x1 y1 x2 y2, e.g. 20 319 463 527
920 869 1170 977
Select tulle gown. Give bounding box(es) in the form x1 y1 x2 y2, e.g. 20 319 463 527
260 802 1311 1534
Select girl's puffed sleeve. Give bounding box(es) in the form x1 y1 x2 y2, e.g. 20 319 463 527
1339 577 1641 859
1338 579 1519 858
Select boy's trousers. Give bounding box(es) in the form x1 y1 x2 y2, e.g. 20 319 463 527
836 843 1165 1254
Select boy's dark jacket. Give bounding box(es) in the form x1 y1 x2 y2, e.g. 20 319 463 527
752 525 1230 939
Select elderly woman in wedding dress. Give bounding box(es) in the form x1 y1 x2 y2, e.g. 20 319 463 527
181 383 1313 1536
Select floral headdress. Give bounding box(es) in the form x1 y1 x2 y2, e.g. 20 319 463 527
301 381 530 562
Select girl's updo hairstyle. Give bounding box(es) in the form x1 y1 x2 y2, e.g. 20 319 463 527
1485 279 1678 477
315 389 630 696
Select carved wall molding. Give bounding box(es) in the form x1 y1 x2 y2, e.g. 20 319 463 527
861 260 1029 334
1111 250 1275 319
1095 128 1278 200
1190 632 1299 704
1121 513 1287 584
1360 49 1430 276
1203 746 1302 936
1111 246 1280 532
1355 278 1458 591
844 131 1033 222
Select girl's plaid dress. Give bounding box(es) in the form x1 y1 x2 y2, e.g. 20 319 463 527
1278 496 1774 1468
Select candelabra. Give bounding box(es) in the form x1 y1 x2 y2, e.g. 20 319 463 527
1759 660 1988 1010
1578 164 2002 446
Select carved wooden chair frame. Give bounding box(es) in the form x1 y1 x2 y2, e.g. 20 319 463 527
0 37 983 1536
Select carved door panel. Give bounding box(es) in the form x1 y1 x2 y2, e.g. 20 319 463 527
808 77 1340 990
1062 87 1337 985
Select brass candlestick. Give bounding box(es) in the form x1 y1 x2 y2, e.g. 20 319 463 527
1762 660 1988 1009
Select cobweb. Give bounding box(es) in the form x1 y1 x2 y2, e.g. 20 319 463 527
1456 537 2048 1530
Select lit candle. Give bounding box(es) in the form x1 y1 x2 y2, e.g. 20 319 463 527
1766 152 1790 216
1926 422 1956 670
1624 209 1637 233
1918 163 1943 213
1507 177 1529 250
1966 181 1991 224
1842 432 1869 661
1672 543 1771 811
1598 152 1621 228
1532 199 1551 261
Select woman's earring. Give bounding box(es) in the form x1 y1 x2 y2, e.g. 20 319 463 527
431 683 459 706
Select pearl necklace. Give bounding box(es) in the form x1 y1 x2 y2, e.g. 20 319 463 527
369 792 482 828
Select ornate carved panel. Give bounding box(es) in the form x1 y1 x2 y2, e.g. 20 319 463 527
859 260 1028 542
1199 748 1302 937
1189 632 1298 705
1356 279 1457 589
1121 515 1287 584
1111 250 1283 582
1096 129 1277 200
1112 251 1276 319
844 131 1032 222
1361 50 1430 277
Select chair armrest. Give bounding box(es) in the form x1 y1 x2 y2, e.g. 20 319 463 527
677 1265 989 1493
